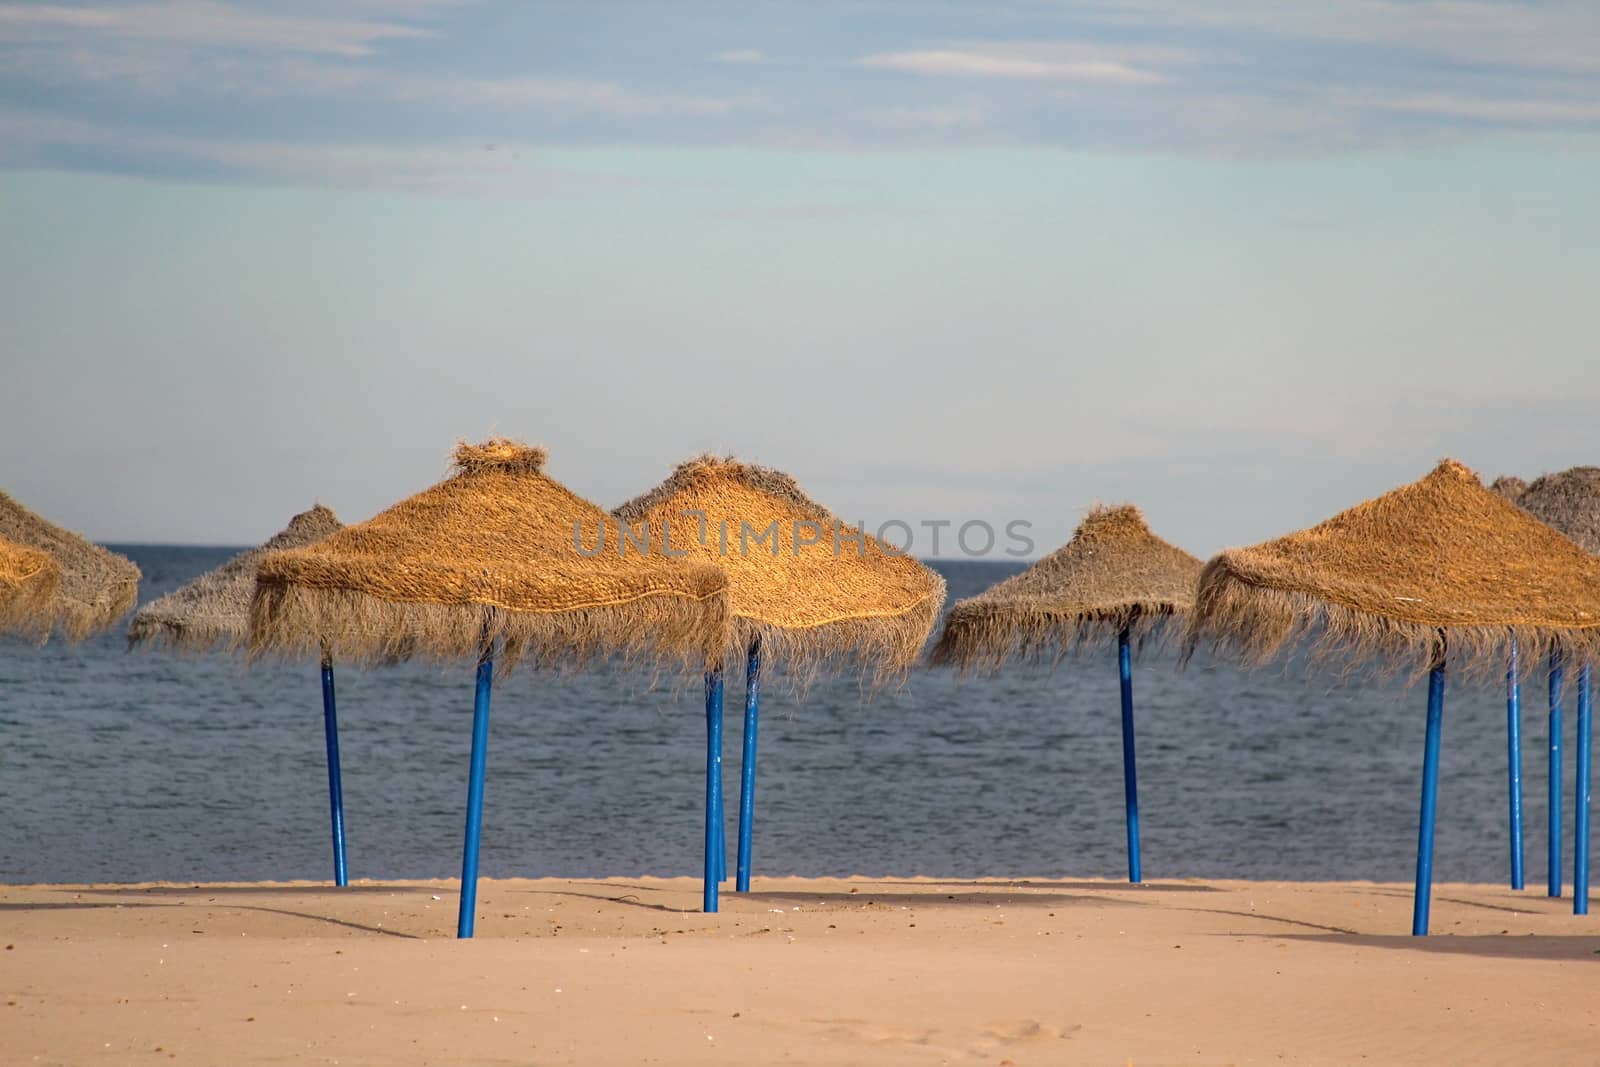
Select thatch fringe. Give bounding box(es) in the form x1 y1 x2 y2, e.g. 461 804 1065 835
721 585 945 690
0 537 61 641
128 505 343 655
0 490 141 643
249 579 729 676
929 601 1180 676
1182 556 1600 683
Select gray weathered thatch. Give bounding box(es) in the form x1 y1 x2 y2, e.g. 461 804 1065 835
930 505 1202 674
1497 466 1600 556
129 505 343 653
1489 476 1528 505
0 490 140 642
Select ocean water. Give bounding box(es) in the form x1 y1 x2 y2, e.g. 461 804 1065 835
0 546 1582 888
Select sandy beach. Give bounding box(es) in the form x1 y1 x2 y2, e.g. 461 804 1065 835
4 875 1596 1065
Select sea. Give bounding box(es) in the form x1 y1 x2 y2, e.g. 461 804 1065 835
0 545 1581 888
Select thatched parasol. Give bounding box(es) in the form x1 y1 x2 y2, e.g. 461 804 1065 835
1494 465 1600 913
253 441 729 673
929 505 1201 883
614 454 947 912
250 439 731 938
1185 459 1600 935
930 505 1201 672
1490 475 1528 505
0 490 140 642
131 505 344 653
1505 466 1600 555
614 455 945 680
0 534 61 640
130 504 353 885
1187 459 1600 677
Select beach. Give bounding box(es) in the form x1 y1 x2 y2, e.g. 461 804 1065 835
5 875 1596 1065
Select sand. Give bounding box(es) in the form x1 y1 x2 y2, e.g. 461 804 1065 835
2 875 1596 1065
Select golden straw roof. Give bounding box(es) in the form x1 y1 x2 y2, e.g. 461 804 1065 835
1 534 61 641
130 505 344 653
1497 466 1600 556
930 505 1202 673
0 490 141 642
613 455 946 680
1185 459 1600 676
249 440 729 671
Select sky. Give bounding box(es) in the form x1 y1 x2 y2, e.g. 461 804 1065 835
3 1 1598 556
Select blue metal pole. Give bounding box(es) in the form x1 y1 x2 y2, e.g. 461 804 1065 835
704 666 725 913
1576 662 1592 916
1550 648 1565 898
736 639 762 893
1506 638 1524 890
1413 660 1447 936
715 732 728 885
320 655 348 888
456 651 494 939
1118 627 1142 885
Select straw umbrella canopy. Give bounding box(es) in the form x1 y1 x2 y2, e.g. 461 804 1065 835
129 504 353 884
930 505 1202 673
929 504 1201 885
0 534 61 640
1500 467 1600 555
613 454 946 680
1184 458 1600 935
248 439 732 939
250 440 730 672
1493 465 1600 909
0 490 141 642
614 454 946 911
1186 459 1600 678
129 505 344 653
1490 476 1528 505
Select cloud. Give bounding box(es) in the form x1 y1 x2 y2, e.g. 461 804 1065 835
1077 0 1600 74
855 104 988 130
0 1 432 57
860 45 1173 85
714 48 766 64
1377 93 1600 124
5 0 1600 183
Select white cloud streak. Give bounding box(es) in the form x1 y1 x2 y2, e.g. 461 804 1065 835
1078 0 1600 74
860 44 1175 85
714 48 766 64
0 1 431 57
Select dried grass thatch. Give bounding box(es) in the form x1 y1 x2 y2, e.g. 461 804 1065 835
1489 475 1528 505
249 439 730 673
1499 466 1600 556
1184 459 1600 679
0 490 141 642
129 505 344 654
929 505 1202 674
1 534 61 640
613 455 946 683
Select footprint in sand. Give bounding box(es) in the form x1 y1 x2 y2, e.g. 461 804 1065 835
979 1018 1082 1045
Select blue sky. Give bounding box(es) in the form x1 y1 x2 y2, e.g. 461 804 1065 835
3 2 1598 554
